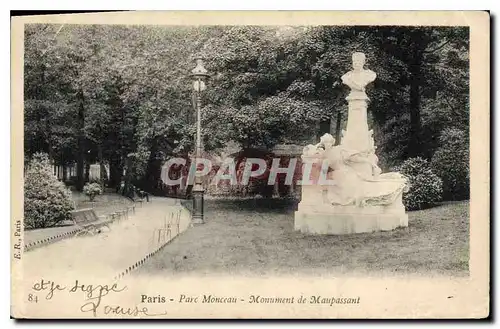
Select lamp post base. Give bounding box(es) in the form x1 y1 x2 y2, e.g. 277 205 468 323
192 185 205 224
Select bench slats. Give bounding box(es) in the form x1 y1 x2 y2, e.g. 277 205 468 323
71 208 100 226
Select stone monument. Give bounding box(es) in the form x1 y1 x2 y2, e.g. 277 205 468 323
294 52 409 235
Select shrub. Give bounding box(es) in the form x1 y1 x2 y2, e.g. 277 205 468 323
83 182 103 201
431 128 470 200
24 153 74 229
395 157 443 211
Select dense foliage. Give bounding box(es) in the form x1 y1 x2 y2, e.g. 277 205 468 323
24 153 74 229
431 128 470 200
396 157 443 210
24 25 469 201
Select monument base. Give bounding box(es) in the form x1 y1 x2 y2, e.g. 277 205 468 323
294 204 408 235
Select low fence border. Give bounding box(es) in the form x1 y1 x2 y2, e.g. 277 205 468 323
113 204 193 281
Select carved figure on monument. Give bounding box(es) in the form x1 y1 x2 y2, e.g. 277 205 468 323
300 133 407 207
325 141 407 207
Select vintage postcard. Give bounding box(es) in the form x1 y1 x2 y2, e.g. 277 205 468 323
11 11 489 319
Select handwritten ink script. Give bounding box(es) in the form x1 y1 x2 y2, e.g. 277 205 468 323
31 279 168 317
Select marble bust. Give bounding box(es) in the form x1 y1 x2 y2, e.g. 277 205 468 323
341 52 376 99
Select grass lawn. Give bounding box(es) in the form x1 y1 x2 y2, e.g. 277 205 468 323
137 199 469 277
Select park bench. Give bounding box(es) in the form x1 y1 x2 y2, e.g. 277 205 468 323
118 182 151 207
138 189 150 202
130 188 150 207
133 190 144 206
71 208 113 236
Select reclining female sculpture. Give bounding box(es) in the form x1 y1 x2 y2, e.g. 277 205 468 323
303 133 407 208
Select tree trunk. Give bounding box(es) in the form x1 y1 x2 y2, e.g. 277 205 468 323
84 161 90 183
144 139 159 192
98 143 106 189
318 119 331 139
76 90 86 191
334 110 343 146
408 36 423 158
108 157 123 189
62 165 68 182
123 156 134 197
47 134 55 164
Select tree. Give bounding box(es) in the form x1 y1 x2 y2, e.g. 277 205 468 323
24 25 79 169
24 25 470 195
369 26 469 159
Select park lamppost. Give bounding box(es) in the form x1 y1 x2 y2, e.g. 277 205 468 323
190 56 209 224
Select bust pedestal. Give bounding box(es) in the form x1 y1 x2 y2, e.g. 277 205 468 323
342 94 370 152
